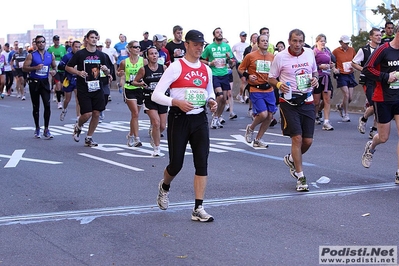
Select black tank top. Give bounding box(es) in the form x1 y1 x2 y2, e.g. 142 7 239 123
143 64 165 97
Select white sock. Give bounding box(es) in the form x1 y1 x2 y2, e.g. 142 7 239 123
295 171 304 178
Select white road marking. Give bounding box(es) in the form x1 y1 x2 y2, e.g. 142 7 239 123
0 149 62 168
0 183 395 226
78 153 144 171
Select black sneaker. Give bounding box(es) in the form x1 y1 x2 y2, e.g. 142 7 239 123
395 172 399 185
85 137 98 147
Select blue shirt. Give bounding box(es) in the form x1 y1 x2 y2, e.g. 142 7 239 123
114 42 128 65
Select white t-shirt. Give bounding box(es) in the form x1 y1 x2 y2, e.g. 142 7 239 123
269 47 317 94
1 50 11 71
232 42 248 63
102 47 118 65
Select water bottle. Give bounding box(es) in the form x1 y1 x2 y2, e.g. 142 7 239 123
284 82 292 100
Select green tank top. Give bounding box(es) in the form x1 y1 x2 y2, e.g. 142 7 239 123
124 57 144 90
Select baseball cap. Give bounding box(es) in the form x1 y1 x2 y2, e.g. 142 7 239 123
96 41 104 47
185 30 205 42
143 31 149 35
339 35 350 43
18 44 24 49
53 35 60 40
153 34 166 42
25 43 30 47
240 31 247 36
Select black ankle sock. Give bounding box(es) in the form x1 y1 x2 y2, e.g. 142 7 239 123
195 199 203 210
371 127 377 132
361 117 367 122
162 183 170 191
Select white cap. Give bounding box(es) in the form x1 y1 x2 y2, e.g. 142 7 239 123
153 34 166 42
339 35 350 43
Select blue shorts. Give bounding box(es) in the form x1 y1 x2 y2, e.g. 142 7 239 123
250 91 277 115
336 73 358 88
212 75 231 91
374 100 399 124
62 77 77 93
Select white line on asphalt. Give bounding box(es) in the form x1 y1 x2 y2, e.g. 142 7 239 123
0 149 63 168
78 153 144 171
0 183 396 226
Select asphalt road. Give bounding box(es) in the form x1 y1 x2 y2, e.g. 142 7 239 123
0 88 398 266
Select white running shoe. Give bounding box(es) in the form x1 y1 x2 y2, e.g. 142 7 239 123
358 117 366 134
253 139 268 148
361 141 373 168
157 180 169 210
60 109 67 121
322 121 334 131
296 176 309 192
191 205 214 222
245 124 254 143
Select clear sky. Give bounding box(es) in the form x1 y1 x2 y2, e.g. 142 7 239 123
0 0 389 49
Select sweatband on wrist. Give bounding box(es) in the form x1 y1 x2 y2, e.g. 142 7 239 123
276 82 282 89
242 72 249 78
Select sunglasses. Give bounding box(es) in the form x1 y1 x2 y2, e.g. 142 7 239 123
129 45 140 49
36 40 46 44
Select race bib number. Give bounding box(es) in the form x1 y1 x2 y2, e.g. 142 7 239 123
55 61 60 67
120 49 127 56
129 74 136 82
295 73 312 92
157 57 165 65
87 80 101 92
185 89 207 108
35 65 48 76
148 82 157 90
343 61 353 73
18 61 24 68
214 58 226 68
390 81 399 89
255 60 271 74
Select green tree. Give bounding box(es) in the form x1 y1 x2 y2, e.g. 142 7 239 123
351 30 371 52
351 2 399 51
371 2 399 22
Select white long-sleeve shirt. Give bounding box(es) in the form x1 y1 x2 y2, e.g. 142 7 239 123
152 57 215 115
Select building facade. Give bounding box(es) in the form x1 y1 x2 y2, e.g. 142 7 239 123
7 20 90 49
